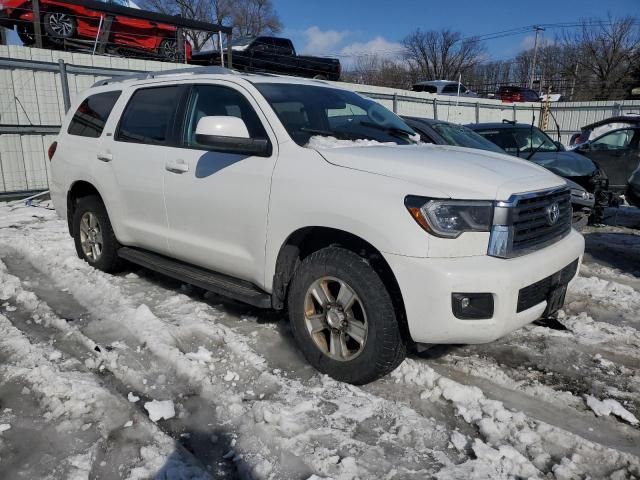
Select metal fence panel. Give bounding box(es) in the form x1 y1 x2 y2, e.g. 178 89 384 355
2 45 640 194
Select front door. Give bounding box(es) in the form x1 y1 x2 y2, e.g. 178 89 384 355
162 82 277 286
583 128 639 190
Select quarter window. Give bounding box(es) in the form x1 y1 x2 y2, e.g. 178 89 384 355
116 86 182 145
67 91 121 138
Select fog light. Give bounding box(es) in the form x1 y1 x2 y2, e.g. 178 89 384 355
452 293 494 320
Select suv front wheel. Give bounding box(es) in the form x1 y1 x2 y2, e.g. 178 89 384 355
288 247 406 384
72 196 123 273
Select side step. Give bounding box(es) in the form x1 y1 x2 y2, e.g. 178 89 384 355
118 247 272 309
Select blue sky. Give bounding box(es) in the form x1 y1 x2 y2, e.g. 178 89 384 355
275 0 639 63
3 0 637 66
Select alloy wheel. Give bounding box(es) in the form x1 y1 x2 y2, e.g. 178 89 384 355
303 276 368 361
79 212 103 262
47 13 74 37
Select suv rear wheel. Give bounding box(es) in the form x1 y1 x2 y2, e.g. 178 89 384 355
288 247 406 384
72 196 123 273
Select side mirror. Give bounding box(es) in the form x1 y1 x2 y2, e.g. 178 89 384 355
554 141 565 151
195 116 271 156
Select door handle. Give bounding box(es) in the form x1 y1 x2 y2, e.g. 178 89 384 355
165 160 189 174
97 152 113 162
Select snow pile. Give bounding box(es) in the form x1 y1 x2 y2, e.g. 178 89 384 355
569 275 640 317
585 395 639 425
143 400 175 422
393 359 640 478
306 135 394 149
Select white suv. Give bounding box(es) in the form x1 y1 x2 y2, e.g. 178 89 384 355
49 67 584 384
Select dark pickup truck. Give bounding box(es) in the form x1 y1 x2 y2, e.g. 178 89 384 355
190 36 341 81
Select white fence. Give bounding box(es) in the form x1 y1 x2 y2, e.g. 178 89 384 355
1 44 640 194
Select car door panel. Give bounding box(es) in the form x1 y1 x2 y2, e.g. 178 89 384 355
162 83 277 287
107 84 187 255
582 128 637 190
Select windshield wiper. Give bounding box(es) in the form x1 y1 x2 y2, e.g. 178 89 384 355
526 142 549 160
358 121 416 140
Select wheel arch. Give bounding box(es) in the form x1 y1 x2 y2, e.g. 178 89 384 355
272 226 410 342
66 180 103 237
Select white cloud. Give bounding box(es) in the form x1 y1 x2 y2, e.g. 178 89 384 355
339 36 405 68
301 26 350 55
297 28 405 69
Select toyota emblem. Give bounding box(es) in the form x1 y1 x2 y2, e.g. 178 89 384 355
546 202 560 225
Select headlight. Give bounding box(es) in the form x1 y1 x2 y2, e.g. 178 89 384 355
405 196 494 238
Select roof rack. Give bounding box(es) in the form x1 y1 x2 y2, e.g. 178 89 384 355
93 66 234 87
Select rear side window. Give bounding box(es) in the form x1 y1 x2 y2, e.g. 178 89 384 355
116 86 183 145
67 91 121 138
442 84 462 94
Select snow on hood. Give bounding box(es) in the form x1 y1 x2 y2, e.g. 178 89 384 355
311 143 566 200
306 136 396 149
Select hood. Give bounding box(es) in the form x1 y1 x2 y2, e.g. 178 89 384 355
528 151 597 177
314 143 566 200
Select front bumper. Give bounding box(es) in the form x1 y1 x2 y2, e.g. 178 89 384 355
385 229 585 344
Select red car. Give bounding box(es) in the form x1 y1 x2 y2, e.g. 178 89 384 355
0 0 191 61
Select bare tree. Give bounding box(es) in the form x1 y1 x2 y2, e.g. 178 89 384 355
140 0 282 51
344 54 412 89
402 29 485 81
232 0 282 38
562 15 640 100
140 0 233 51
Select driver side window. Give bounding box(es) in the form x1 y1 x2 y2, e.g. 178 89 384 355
184 85 267 148
591 129 634 150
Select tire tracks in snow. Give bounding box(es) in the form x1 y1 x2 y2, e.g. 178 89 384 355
2 207 640 478
0 249 465 479
0 309 211 480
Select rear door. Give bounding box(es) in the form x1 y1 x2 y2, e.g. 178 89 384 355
107 84 189 254
584 128 638 190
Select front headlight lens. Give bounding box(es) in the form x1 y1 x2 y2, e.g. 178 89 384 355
405 196 494 238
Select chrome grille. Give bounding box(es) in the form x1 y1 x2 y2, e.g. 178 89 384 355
488 187 572 258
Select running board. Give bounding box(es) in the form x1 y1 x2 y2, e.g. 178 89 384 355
118 247 272 309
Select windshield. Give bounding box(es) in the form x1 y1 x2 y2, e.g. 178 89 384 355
431 123 505 153
475 127 558 155
255 83 417 146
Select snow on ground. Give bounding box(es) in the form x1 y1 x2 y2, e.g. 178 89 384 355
0 199 639 479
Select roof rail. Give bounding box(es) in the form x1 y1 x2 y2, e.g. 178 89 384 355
93 66 234 87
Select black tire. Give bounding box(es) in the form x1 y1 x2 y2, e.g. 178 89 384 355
43 11 77 39
288 247 406 384
72 196 123 273
159 39 181 62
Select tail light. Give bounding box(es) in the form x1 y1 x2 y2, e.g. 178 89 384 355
48 141 58 161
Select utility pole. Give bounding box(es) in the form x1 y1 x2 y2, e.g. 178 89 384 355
529 26 545 89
